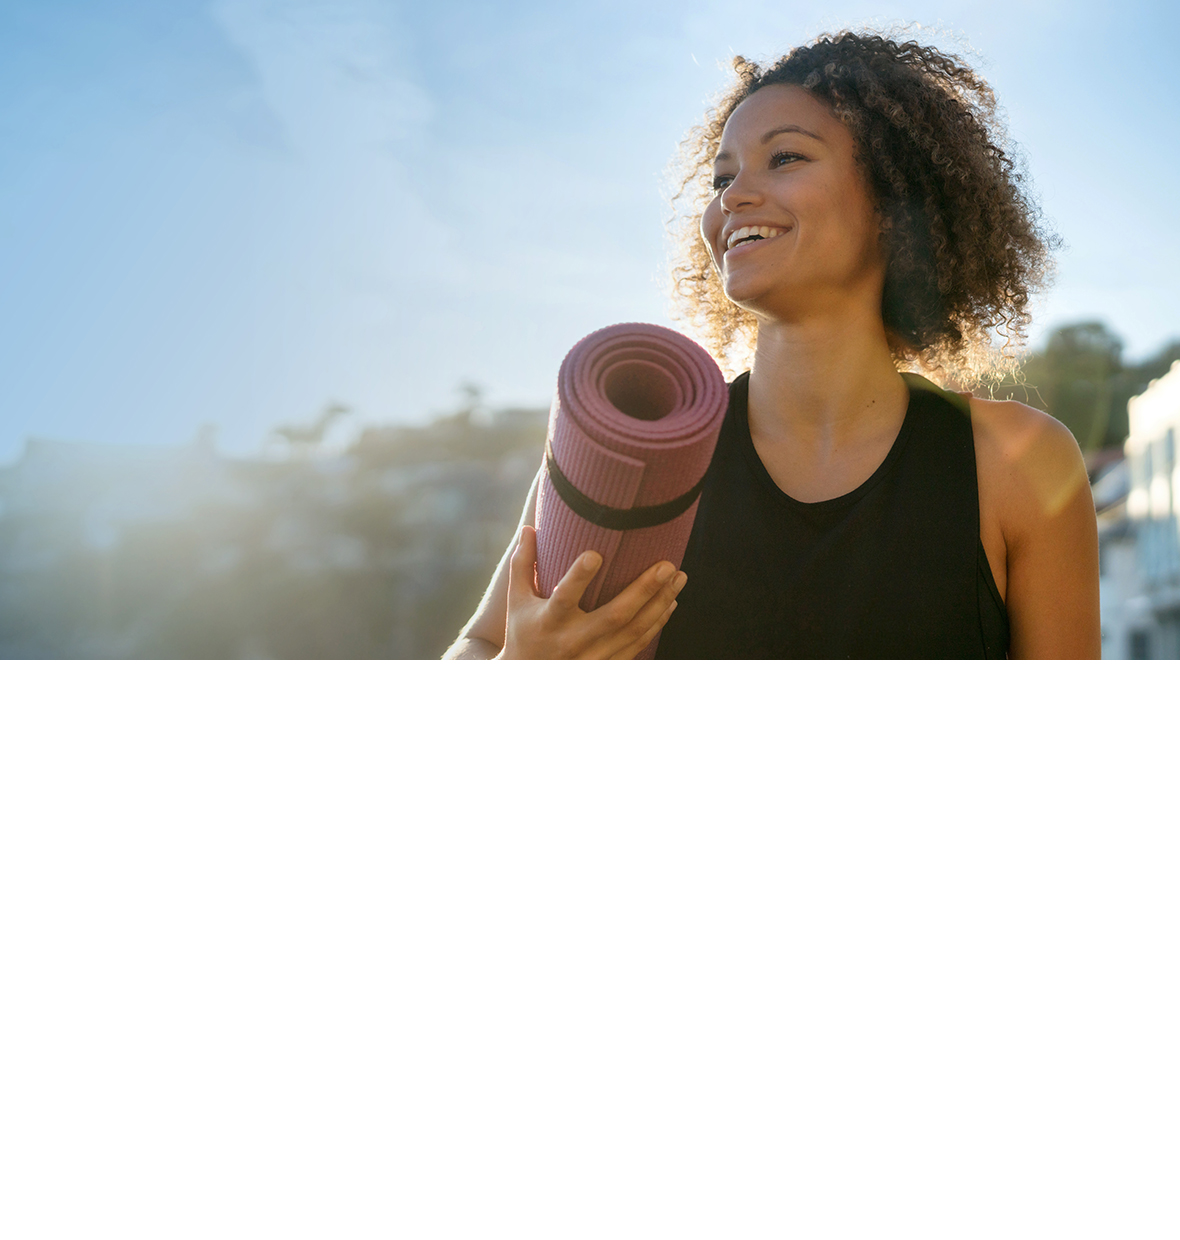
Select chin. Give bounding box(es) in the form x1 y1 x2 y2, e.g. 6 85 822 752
721 272 785 314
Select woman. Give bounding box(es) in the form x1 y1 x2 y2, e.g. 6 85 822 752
444 31 1100 660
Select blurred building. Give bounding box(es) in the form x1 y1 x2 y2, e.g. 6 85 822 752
1091 455 1134 659
0 406 548 659
1105 361 1180 658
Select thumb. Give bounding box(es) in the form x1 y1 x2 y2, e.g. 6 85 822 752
508 525 540 601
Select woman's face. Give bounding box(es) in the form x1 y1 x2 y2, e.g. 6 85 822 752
700 84 887 322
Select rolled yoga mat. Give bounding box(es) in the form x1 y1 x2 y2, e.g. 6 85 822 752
534 322 729 658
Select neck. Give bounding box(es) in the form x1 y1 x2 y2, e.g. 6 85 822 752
747 306 907 446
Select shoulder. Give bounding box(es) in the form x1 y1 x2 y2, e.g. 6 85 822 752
963 394 1100 658
966 394 1090 544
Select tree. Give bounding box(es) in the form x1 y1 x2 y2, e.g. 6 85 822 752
986 323 1180 452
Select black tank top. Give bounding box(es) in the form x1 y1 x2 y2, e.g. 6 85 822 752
656 371 1009 659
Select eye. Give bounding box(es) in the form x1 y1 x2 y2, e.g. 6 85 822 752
711 149 806 192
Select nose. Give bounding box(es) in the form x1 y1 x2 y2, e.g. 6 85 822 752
718 166 763 214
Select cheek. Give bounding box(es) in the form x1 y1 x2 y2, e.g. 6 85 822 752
811 188 878 265
849 201 887 268
700 200 722 256
839 182 883 255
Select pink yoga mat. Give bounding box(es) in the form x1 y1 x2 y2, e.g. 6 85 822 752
534 322 729 657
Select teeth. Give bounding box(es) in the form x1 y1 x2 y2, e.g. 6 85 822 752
726 225 786 251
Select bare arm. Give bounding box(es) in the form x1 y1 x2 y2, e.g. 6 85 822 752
441 469 541 659
972 397 1101 659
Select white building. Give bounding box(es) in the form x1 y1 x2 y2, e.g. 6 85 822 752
1113 361 1180 658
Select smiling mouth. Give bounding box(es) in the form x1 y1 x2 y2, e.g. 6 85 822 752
723 225 790 258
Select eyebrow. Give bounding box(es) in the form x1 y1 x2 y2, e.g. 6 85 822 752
714 124 825 163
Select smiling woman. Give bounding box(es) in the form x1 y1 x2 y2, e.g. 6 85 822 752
444 30 1101 660
669 35 1055 385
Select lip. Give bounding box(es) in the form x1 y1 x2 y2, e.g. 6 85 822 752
721 226 791 261
722 221 790 246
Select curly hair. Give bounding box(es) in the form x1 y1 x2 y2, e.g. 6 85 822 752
667 30 1059 384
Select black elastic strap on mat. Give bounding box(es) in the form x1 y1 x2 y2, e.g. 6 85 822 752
544 443 705 532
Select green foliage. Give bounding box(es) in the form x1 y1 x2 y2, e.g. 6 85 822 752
987 322 1180 452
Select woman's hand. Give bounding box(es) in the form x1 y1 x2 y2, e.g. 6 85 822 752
497 526 687 659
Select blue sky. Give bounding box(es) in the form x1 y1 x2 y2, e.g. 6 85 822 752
1 0 1177 460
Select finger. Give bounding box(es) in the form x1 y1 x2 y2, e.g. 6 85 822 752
593 570 685 656
585 568 684 658
628 570 687 635
507 525 540 602
549 549 604 612
607 600 679 660
582 559 677 637
585 562 689 644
